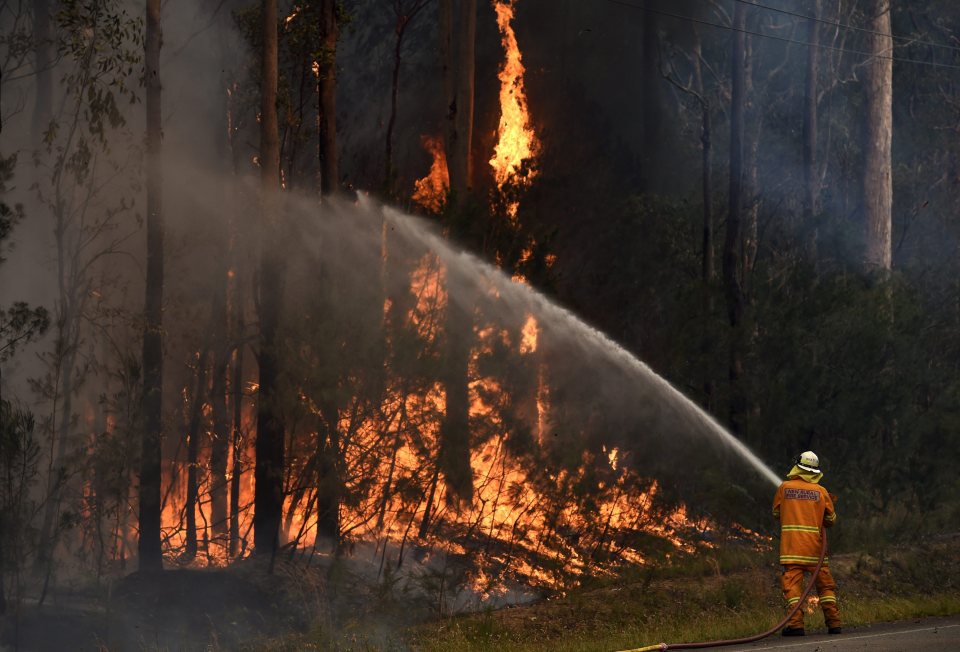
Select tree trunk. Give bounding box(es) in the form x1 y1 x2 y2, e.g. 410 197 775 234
184 351 209 562
36 321 77 583
692 32 714 410
742 35 759 277
803 0 821 263
209 303 230 543
229 338 244 558
441 0 476 199
385 17 406 194
435 0 477 507
0 510 6 614
724 4 747 436
209 37 233 546
863 0 893 272
439 0 454 184
640 12 660 193
418 463 441 539
32 0 53 150
253 0 285 560
318 0 339 196
314 401 340 550
138 0 164 573
439 300 473 503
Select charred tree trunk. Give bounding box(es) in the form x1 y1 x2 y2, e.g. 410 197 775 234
253 0 285 560
225 38 245 560
436 0 477 506
724 4 747 437
314 402 341 550
184 351 209 562
863 0 893 272
138 0 164 573
440 0 476 200
229 340 244 558
439 301 473 503
803 0 821 264
318 0 339 196
209 303 230 542
418 463 441 539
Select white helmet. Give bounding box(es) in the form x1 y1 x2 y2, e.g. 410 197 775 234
796 450 820 473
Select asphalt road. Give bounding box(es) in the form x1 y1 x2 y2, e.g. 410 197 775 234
699 615 960 651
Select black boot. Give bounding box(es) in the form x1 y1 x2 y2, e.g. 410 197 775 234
828 626 842 635
782 627 805 636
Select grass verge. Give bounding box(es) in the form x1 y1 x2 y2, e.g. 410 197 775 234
268 536 960 651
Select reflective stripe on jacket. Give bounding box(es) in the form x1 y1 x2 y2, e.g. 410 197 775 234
772 478 836 565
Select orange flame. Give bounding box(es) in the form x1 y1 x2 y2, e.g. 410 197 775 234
134 254 764 596
412 135 450 213
489 0 539 214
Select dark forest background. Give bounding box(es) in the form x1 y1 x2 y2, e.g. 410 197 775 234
2 0 960 620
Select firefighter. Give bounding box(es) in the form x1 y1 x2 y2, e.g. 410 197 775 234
772 450 841 636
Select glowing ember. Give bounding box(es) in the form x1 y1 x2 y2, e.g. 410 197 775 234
285 5 301 27
412 135 450 213
489 0 539 216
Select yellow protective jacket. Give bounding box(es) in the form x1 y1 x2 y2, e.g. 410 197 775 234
772 472 836 565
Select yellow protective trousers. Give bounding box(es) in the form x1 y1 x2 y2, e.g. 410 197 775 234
782 564 840 629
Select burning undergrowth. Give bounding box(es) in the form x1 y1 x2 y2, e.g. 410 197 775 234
114 194 771 616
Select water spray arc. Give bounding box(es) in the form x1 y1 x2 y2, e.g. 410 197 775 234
380 201 781 487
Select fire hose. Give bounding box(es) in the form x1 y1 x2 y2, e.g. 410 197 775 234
616 527 828 652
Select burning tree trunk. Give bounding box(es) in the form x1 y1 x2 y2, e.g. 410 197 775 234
139 0 165 573
724 3 747 437
318 0 339 196
253 0 285 560
863 0 893 272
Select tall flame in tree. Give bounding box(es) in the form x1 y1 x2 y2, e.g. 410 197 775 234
489 0 539 213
